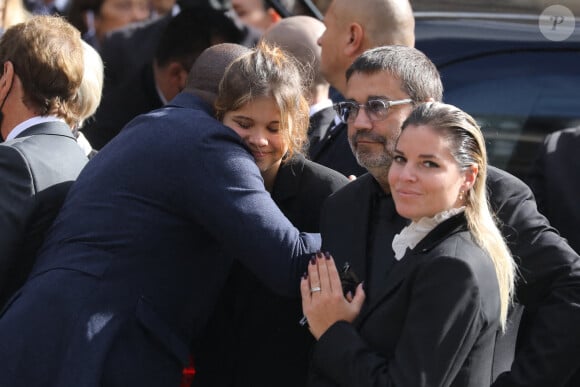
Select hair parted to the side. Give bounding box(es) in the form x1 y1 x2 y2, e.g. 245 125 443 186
402 102 516 331
0 15 84 124
346 45 443 103
215 40 310 160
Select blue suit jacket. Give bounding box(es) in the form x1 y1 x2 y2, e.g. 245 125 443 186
0 93 320 386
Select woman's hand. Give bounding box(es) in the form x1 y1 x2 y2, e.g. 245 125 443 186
300 252 365 340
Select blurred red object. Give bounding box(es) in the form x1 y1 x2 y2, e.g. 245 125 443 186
180 355 196 387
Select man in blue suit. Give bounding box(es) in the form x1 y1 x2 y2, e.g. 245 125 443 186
0 43 320 386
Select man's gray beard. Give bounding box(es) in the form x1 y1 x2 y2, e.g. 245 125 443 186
353 148 393 170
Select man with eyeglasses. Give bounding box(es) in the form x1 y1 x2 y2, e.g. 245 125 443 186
315 45 580 386
307 0 414 178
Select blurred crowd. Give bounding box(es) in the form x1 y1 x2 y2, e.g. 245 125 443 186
0 1 579 387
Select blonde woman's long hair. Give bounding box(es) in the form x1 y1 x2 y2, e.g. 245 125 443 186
402 102 516 331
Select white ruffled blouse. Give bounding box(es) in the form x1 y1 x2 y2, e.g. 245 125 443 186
392 207 466 260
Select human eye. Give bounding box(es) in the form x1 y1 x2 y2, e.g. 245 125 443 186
367 100 388 118
233 119 251 129
422 160 440 168
393 155 406 164
267 125 280 133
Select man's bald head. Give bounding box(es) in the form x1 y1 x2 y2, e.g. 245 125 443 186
262 16 327 92
319 0 414 94
185 43 251 105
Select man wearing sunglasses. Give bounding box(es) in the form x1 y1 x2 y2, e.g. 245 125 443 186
317 44 580 386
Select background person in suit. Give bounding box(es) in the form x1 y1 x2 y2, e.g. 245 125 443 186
307 0 414 178
302 102 516 386
319 45 580 387
261 15 335 148
66 0 150 50
193 41 348 387
98 1 258 93
528 126 580 255
230 0 292 32
82 6 246 149
0 42 321 387
0 15 88 308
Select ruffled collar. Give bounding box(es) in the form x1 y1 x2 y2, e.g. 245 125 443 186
392 207 465 260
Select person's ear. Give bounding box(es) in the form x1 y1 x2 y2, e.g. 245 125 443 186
463 164 479 192
267 8 282 24
425 97 436 102
0 61 14 99
168 62 188 95
344 22 364 58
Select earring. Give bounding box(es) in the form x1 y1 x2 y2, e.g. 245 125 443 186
458 190 464 201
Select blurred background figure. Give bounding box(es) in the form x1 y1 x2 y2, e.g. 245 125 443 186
22 0 69 15
73 40 104 158
262 15 334 149
0 0 31 34
230 0 293 32
82 5 247 149
150 0 176 18
529 126 580 254
66 0 150 50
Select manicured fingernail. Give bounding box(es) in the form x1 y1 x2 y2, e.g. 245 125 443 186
310 255 316 265
303 272 308 279
324 251 331 259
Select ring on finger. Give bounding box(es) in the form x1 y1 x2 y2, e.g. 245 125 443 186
310 286 321 293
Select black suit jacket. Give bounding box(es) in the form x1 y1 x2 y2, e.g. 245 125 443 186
528 127 580 254
321 167 580 387
308 120 367 178
100 14 172 90
193 154 349 387
83 63 162 150
0 121 88 307
308 106 336 144
309 214 501 386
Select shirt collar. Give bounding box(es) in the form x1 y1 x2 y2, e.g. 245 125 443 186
6 116 65 141
309 98 333 117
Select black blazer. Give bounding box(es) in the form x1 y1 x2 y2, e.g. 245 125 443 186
0 122 88 308
308 120 367 178
308 106 336 144
83 63 163 150
309 214 501 386
528 127 580 254
321 167 580 387
193 154 349 387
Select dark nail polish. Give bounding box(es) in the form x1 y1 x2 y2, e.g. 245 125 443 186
303 272 308 279
324 251 331 259
310 256 316 265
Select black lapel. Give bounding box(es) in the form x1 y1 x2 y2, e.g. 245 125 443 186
342 174 378 286
356 214 468 325
271 154 305 204
309 121 346 159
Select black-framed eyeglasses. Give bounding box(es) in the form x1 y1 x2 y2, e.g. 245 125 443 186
333 98 413 124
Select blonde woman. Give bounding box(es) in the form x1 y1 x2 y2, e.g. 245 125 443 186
302 102 515 387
